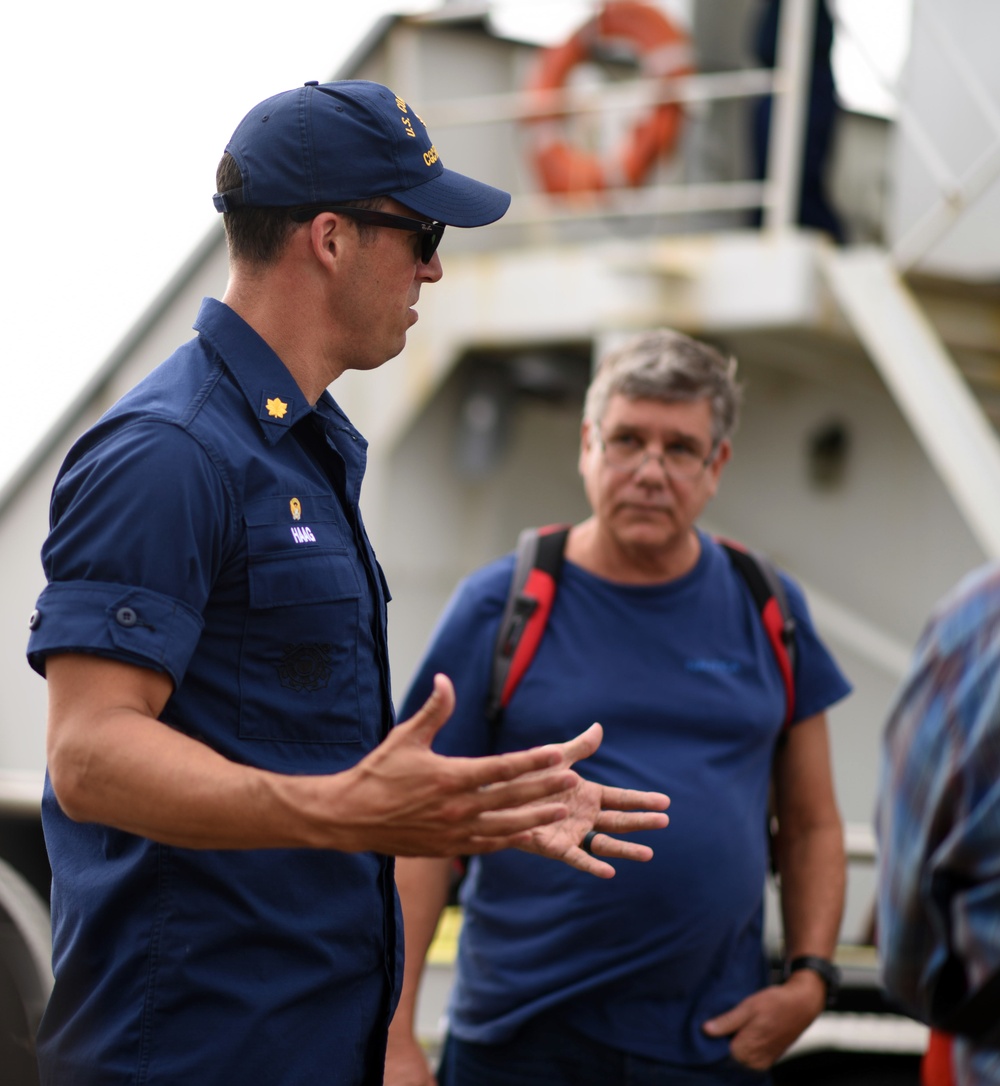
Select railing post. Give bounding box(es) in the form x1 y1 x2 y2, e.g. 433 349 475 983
763 0 816 231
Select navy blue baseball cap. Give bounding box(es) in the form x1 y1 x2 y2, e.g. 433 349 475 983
213 80 510 228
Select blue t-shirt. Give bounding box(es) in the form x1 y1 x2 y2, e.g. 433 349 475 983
27 299 399 1086
400 534 851 1066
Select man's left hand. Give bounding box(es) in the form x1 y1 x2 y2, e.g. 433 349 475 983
513 723 671 878
701 969 827 1070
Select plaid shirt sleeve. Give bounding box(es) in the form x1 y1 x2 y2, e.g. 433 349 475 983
876 563 1000 1028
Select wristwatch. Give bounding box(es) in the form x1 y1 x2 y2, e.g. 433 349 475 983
786 955 840 1007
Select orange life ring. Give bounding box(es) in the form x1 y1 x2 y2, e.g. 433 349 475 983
524 1 694 195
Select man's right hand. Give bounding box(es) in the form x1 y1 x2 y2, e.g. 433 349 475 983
384 1029 437 1086
322 673 579 856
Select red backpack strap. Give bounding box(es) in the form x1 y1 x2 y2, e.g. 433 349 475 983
717 538 797 730
922 1030 956 1086
486 525 570 743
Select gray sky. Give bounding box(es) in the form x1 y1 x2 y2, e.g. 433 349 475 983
1 1 425 486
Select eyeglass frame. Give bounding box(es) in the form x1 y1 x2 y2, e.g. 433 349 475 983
594 428 720 480
288 205 446 265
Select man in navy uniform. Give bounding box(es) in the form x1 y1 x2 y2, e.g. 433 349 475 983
27 81 668 1085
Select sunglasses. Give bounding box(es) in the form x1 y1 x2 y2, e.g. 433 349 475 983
289 205 445 264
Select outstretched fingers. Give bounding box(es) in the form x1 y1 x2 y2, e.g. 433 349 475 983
458 744 570 793
568 787 671 873
458 801 572 850
585 831 655 863
461 761 578 815
593 808 670 836
597 785 671 815
589 789 670 851
557 829 658 878
549 834 620 879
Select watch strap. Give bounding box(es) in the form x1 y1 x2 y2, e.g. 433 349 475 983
787 955 840 1007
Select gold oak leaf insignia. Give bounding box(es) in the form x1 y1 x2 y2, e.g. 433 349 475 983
265 397 288 419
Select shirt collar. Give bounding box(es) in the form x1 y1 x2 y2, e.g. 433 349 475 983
193 297 316 445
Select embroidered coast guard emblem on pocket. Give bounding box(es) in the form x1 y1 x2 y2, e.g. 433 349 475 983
276 643 334 692
290 497 302 521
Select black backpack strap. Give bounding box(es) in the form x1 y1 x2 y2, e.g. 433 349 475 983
718 539 798 730
486 525 570 745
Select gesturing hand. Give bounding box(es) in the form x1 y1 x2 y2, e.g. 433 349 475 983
329 674 580 857
514 723 671 877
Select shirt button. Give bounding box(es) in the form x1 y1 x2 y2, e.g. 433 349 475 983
28 609 41 631
116 607 138 628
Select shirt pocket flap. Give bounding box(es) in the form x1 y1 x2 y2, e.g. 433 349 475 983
245 494 360 609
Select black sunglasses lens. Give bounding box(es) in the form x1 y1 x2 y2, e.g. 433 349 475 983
420 225 444 264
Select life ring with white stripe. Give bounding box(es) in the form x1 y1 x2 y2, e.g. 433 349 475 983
524 1 694 195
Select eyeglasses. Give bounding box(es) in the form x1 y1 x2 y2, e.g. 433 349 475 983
597 431 717 480
289 205 445 264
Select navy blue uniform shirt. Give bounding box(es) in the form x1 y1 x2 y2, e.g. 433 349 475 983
28 298 400 1085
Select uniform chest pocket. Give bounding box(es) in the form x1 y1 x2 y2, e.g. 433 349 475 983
239 498 364 745
247 548 362 609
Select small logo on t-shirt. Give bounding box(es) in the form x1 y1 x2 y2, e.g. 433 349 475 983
685 658 741 674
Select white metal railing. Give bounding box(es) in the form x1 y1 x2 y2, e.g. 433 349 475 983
417 0 818 231
762 0 815 230
424 0 1000 270
419 68 779 126
420 1 1000 270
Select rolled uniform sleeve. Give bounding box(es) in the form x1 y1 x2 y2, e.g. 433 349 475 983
28 419 231 686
